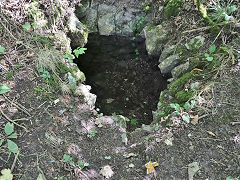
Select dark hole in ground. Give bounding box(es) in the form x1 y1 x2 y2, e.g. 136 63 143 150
73 34 167 130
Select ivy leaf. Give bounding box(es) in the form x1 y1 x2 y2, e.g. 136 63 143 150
4 123 14 136
209 44 216 54
170 103 181 112
0 85 11 95
22 22 31 30
0 45 5 53
182 113 190 123
7 139 18 154
63 154 72 162
206 56 213 61
8 133 17 139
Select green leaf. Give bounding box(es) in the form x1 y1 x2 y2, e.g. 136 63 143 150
8 133 17 139
209 44 216 54
22 22 31 30
104 156 111 160
84 162 89 167
130 119 138 125
206 56 213 61
182 113 190 123
38 68 44 73
63 54 73 60
0 85 11 95
73 47 87 58
204 53 209 57
7 139 18 153
63 154 72 162
226 176 233 180
157 102 162 108
0 45 5 53
4 123 14 136
184 102 191 111
0 139 3 146
170 103 181 112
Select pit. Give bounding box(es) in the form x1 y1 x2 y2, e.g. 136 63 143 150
74 34 167 130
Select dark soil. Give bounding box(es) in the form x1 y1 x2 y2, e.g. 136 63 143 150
74 34 167 130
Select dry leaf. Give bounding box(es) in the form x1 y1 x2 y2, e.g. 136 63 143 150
188 162 200 180
145 161 159 174
207 131 216 137
190 115 199 125
124 153 137 158
100 165 114 179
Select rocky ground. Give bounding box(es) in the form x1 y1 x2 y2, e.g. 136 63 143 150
0 0 239 180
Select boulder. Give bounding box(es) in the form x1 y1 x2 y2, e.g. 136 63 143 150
144 24 169 56
159 54 180 74
159 45 176 63
98 4 117 36
171 61 189 79
185 35 205 50
68 14 88 47
74 84 96 109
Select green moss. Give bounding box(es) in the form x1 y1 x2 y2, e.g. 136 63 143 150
169 72 192 96
164 0 184 19
175 90 193 104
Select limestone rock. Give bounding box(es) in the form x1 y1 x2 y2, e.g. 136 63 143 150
74 84 96 109
74 70 86 83
98 4 117 36
171 61 189 79
159 54 180 74
68 14 88 47
144 24 169 56
185 35 205 50
159 45 176 63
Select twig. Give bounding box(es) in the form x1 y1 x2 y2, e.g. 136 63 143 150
12 118 29 122
231 122 240 125
3 94 31 116
11 149 20 172
0 108 27 130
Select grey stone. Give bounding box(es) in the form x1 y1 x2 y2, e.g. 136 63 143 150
144 24 169 56
159 45 176 63
68 14 88 47
171 61 189 78
98 4 117 36
159 54 180 74
185 36 205 50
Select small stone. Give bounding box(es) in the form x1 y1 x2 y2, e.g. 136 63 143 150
159 54 180 74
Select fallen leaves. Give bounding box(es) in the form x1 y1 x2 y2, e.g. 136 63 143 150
145 161 159 174
0 169 13 180
207 131 216 137
100 165 114 179
188 162 200 180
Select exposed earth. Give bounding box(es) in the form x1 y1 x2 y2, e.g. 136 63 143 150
0 0 239 180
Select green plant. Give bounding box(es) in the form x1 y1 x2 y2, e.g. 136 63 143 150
130 119 138 126
0 85 11 95
87 130 97 139
73 47 87 58
22 22 31 31
63 54 74 63
38 68 51 80
0 123 18 154
208 0 237 23
5 72 13 80
63 154 89 169
0 45 5 53
164 0 184 19
77 161 89 169
204 44 216 61
170 100 195 123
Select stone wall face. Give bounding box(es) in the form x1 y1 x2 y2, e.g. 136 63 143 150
75 0 152 36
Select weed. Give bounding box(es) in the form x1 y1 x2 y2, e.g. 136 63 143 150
38 68 51 80
208 0 237 23
63 154 89 169
5 72 13 80
22 22 31 31
130 119 138 126
170 100 195 123
164 0 184 19
73 47 87 58
204 44 216 61
63 53 74 63
0 85 11 94
0 45 5 53
0 123 19 154
87 130 97 139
